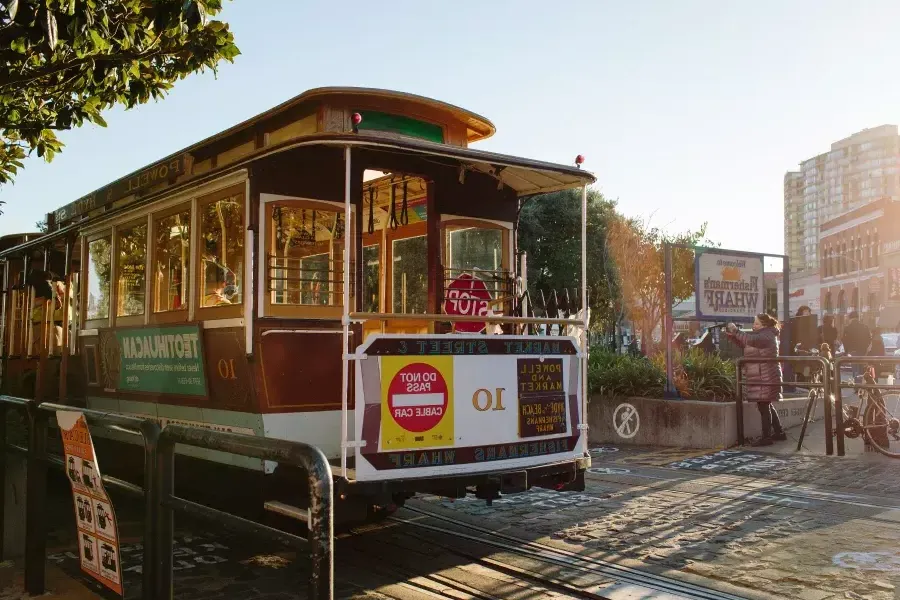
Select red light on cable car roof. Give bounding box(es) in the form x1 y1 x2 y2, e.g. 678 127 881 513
575 154 585 167
351 112 363 126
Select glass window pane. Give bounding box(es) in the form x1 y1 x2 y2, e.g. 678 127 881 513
200 192 244 307
116 223 147 317
449 228 503 272
392 236 427 313
363 245 380 312
154 210 191 313
269 206 342 306
87 237 111 320
448 227 504 297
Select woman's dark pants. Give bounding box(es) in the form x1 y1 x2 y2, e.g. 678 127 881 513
757 402 783 439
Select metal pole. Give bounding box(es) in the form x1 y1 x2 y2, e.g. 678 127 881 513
0 403 6 562
735 358 744 444
140 421 161 600
340 146 352 476
832 358 843 457
781 257 793 392
24 403 47 595
304 448 334 600
580 186 589 455
664 243 675 396
156 436 174 600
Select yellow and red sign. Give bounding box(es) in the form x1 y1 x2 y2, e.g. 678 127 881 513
380 356 454 450
58 412 123 597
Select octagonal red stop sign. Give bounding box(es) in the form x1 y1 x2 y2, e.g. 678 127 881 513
387 363 448 432
444 273 491 333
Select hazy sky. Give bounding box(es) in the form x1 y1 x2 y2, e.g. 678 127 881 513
2 0 900 258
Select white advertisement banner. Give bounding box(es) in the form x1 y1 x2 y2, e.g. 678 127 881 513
695 250 765 322
353 335 585 482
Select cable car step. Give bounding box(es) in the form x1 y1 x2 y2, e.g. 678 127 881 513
263 501 309 523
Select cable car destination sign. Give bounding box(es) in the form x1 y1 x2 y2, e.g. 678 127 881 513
353 334 585 481
695 248 765 322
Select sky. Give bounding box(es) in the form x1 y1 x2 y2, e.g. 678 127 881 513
3 0 900 258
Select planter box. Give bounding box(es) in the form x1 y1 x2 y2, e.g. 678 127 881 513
588 394 824 449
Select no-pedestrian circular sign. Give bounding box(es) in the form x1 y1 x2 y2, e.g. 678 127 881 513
387 362 449 432
613 403 640 439
444 273 491 333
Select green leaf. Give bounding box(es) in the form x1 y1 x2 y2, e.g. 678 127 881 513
92 114 107 127
45 10 58 50
6 0 18 20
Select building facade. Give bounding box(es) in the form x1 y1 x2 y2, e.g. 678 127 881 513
784 171 806 273
785 125 900 277
819 197 900 333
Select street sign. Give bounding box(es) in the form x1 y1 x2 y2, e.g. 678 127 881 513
387 362 449 432
58 412 124 596
444 273 491 333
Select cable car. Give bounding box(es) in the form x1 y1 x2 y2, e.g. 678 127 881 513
0 88 594 523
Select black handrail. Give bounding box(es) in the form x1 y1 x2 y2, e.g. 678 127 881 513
0 397 335 600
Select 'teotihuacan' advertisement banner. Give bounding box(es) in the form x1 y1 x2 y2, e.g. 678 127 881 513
353 335 584 481
58 412 124 597
695 248 765 322
114 324 207 396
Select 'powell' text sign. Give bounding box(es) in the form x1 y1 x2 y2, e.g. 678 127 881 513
115 325 207 396
695 249 764 322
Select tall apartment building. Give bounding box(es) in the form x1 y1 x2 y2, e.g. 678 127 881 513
784 124 900 275
784 171 805 272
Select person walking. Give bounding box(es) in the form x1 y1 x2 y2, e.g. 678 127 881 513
843 311 871 378
726 313 786 446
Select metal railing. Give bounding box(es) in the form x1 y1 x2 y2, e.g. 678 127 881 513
735 356 831 451
156 425 333 600
832 356 900 457
1 397 159 596
0 396 335 600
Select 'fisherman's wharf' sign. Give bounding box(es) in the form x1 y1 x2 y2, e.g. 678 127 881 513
695 249 764 322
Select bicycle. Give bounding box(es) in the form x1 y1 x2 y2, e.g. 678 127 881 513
838 364 900 457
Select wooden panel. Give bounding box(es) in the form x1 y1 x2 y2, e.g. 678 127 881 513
203 327 254 411
217 140 256 167
258 329 343 412
267 113 317 146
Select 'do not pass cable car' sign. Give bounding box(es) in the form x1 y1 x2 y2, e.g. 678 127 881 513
444 273 492 333
381 356 455 450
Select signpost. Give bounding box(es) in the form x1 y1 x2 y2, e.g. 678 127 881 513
58 412 124 597
662 245 789 396
444 273 491 333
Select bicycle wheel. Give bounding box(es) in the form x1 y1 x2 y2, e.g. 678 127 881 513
862 392 900 458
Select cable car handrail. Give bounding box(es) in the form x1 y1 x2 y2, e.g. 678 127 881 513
349 311 584 326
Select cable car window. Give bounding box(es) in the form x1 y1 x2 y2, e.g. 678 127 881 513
269 205 342 306
448 227 504 298
363 244 380 312
199 191 244 308
86 236 111 321
392 235 427 313
154 209 191 313
116 223 147 317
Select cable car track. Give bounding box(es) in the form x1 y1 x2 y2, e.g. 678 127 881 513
392 506 747 600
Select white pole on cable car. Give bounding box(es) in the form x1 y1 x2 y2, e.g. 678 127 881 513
341 146 352 476
580 183 589 456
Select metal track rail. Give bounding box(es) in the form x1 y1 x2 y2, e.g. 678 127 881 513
395 506 746 600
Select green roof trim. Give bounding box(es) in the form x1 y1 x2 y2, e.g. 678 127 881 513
356 110 443 144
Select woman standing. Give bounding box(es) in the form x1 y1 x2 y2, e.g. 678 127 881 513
726 314 786 446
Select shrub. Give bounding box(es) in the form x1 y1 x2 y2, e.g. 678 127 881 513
589 347 736 401
588 350 665 398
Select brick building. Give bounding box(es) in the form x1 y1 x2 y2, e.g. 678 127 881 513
819 197 900 334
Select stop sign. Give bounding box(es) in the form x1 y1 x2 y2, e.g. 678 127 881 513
387 363 448 432
444 273 491 333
